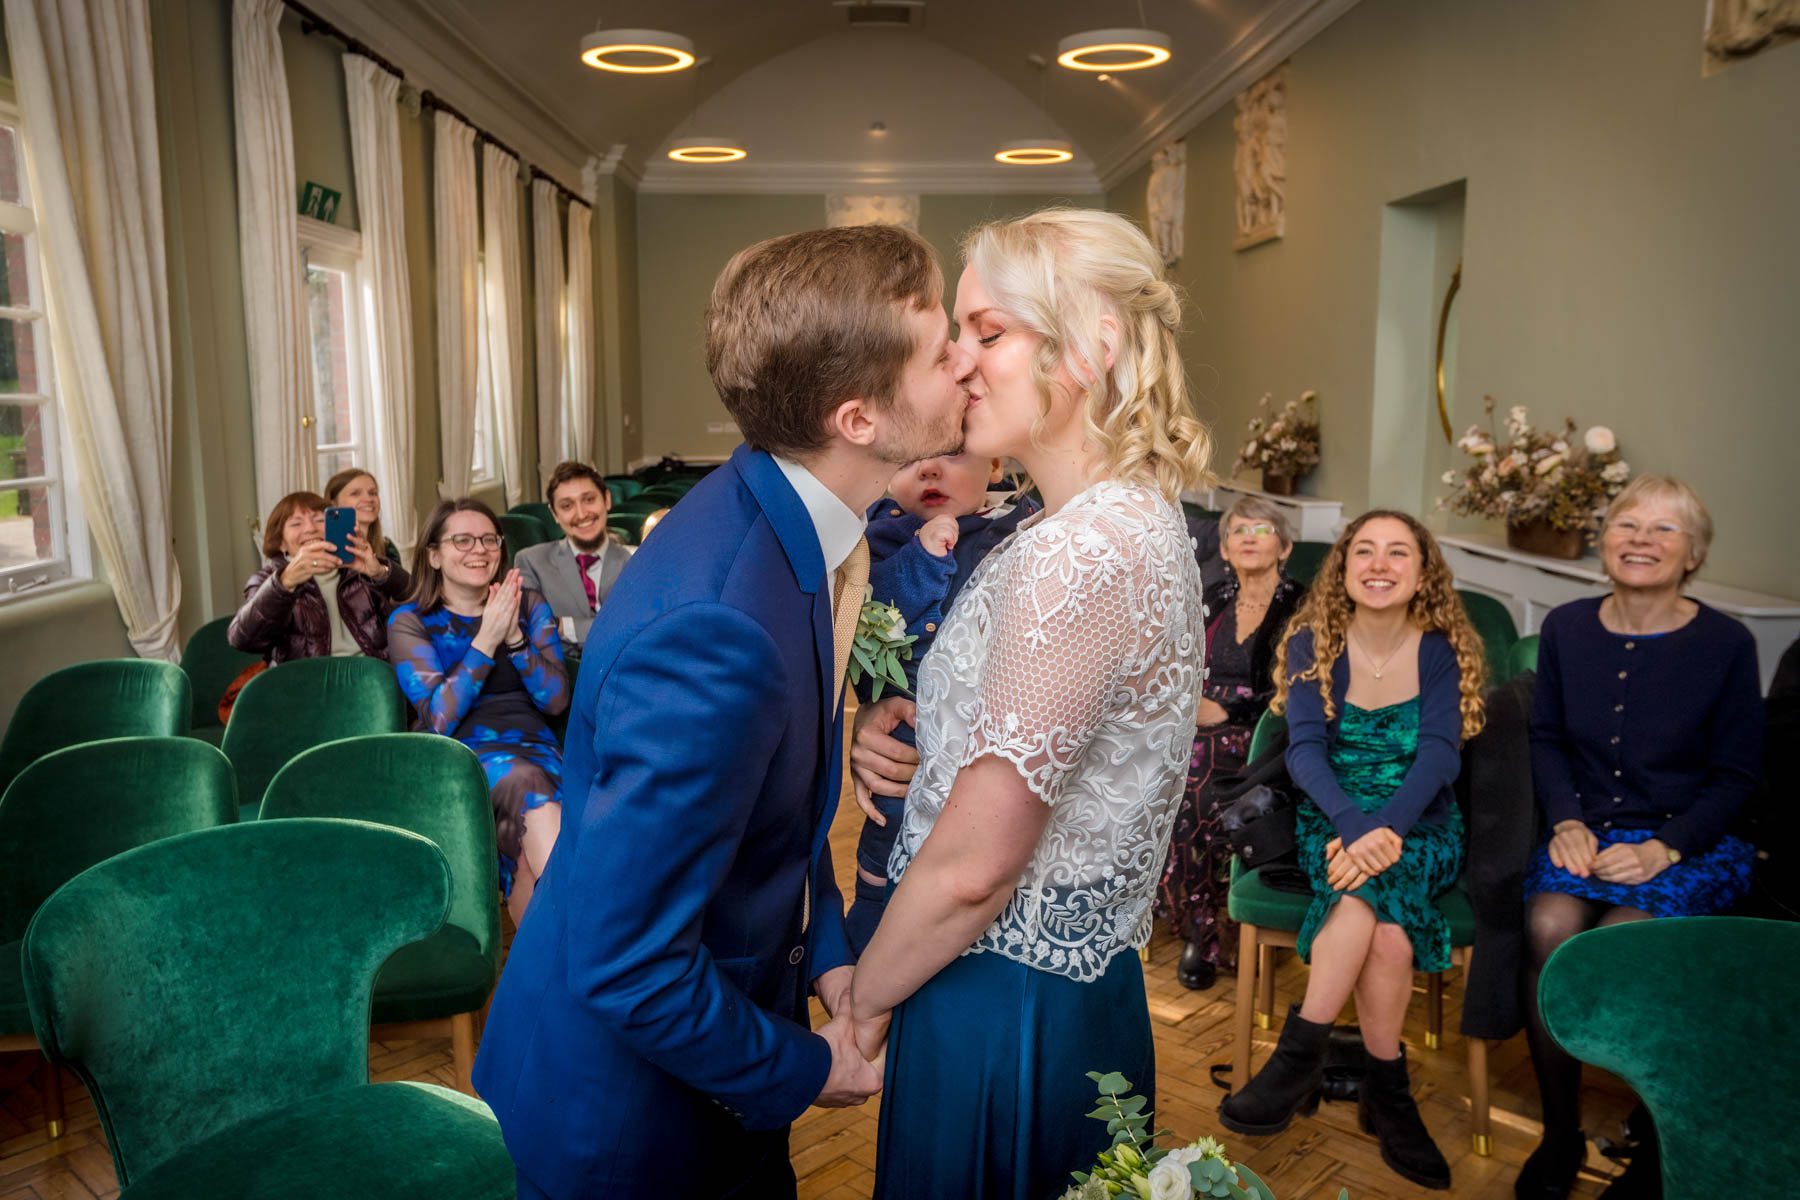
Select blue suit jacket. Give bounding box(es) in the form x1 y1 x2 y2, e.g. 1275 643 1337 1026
472 445 853 1194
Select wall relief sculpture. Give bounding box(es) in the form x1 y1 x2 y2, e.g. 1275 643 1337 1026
1233 62 1288 252
1147 141 1186 266
1703 0 1800 74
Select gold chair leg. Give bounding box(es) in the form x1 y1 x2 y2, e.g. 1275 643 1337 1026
1468 1032 1492 1155
1255 943 1276 1029
43 1057 65 1138
1425 971 1445 1050
451 1011 476 1096
1233 922 1259 1090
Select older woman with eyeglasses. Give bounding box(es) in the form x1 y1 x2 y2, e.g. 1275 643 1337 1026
1515 475 1763 1200
388 498 570 922
1157 496 1306 990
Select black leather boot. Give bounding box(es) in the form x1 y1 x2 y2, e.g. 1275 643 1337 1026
1177 940 1217 990
1219 1004 1328 1135
1358 1047 1451 1190
1515 1127 1586 1199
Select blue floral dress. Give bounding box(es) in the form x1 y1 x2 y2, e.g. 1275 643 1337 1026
387 591 569 896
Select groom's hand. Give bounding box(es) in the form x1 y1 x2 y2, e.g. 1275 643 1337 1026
850 696 919 818
814 1012 882 1108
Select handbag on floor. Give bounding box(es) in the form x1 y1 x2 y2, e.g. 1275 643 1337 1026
1214 726 1310 894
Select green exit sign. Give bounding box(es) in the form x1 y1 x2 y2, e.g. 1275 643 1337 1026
298 181 342 223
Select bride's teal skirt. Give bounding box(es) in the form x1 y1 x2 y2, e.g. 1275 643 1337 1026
873 946 1154 1200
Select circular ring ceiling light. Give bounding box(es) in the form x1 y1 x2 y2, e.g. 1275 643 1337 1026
580 29 697 74
1055 28 1172 72
995 140 1074 165
668 137 747 164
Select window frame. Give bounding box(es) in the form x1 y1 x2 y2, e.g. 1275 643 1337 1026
296 215 371 490
0 100 89 601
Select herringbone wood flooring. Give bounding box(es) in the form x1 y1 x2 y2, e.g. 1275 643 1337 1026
2 733 1635 1199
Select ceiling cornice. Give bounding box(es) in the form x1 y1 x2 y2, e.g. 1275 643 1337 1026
1095 0 1362 190
296 0 600 189
635 160 1104 196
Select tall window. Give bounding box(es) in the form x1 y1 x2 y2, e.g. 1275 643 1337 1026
0 110 84 598
470 254 496 485
297 216 369 485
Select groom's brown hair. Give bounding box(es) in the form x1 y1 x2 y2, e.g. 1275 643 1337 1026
705 225 942 458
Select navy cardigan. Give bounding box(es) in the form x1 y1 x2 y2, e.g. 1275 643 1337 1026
1528 597 1762 857
1283 627 1465 844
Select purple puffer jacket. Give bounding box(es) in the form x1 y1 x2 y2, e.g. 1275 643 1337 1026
227 553 411 664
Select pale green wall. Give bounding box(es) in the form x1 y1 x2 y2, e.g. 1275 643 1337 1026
634 191 1102 460
595 175 642 471
281 9 358 231
1107 0 1800 597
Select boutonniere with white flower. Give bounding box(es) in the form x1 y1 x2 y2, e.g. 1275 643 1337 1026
848 592 916 699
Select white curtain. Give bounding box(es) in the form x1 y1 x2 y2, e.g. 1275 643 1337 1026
342 56 416 556
231 0 314 517
482 145 526 508
5 0 181 659
563 201 595 465
434 113 479 500
530 178 564 481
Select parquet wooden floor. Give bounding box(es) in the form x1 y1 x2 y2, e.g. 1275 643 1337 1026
2 740 1636 1199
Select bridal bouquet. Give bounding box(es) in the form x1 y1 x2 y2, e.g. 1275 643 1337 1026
1439 396 1630 533
847 594 916 699
1058 1072 1347 1200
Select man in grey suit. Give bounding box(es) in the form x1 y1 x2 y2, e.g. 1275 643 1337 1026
514 461 634 651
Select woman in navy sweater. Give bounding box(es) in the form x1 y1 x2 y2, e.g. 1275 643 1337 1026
1516 476 1763 1200
1220 511 1487 1191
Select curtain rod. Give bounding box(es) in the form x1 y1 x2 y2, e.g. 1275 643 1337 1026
283 0 591 208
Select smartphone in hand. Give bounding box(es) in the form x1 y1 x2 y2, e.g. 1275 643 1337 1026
323 506 357 565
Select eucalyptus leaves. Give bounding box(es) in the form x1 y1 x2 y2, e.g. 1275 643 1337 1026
847 595 917 700
1060 1071 1347 1200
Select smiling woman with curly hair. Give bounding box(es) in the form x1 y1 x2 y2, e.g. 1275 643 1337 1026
1220 509 1485 1192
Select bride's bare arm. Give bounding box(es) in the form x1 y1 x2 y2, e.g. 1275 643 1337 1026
848 754 1052 1053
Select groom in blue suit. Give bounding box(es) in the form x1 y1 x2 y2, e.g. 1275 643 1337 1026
473 225 971 1198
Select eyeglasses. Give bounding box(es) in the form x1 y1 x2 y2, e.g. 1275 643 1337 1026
437 533 503 553
1229 523 1277 538
1608 517 1685 541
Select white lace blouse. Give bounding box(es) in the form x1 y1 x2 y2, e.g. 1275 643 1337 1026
888 479 1207 982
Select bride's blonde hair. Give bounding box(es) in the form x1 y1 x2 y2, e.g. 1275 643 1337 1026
961 208 1213 500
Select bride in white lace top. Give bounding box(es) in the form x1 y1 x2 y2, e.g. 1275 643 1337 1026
851 208 1214 1200
888 477 1204 980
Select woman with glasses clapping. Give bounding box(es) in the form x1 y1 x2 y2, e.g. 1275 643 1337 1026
1156 496 1306 990
389 499 570 922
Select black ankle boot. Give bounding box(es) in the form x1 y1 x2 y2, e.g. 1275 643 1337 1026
1358 1047 1451 1190
1515 1127 1586 1199
1599 1114 1661 1200
1219 1004 1328 1136
1177 941 1217 990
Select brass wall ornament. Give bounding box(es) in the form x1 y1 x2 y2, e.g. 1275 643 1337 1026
1435 260 1461 444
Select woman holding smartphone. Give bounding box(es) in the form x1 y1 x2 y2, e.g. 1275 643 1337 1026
325 467 412 597
227 489 406 664
388 498 570 922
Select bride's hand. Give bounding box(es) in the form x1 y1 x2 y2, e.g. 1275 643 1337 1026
852 1008 891 1064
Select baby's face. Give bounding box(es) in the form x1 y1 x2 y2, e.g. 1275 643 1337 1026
888 453 995 520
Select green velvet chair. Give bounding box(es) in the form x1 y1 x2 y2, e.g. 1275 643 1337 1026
498 511 552 554
1283 540 1332 586
508 501 559 539
1539 917 1800 1196
607 496 664 516
0 736 235 1140
602 475 643 503
608 511 649 544
636 484 691 505
1457 589 1519 685
181 616 261 746
1227 710 1491 1154
260 734 499 1093
20 818 513 1198
220 657 402 823
1508 633 1540 678
0 659 191 796
1181 500 1222 522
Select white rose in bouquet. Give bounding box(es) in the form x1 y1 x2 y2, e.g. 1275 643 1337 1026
1584 425 1617 454
1147 1159 1192 1200
1603 460 1631 484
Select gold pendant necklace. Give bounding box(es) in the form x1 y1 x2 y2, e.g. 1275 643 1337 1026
1350 628 1405 680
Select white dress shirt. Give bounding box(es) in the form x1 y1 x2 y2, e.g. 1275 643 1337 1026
773 456 867 577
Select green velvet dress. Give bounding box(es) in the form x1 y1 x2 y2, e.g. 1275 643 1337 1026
1295 698 1463 972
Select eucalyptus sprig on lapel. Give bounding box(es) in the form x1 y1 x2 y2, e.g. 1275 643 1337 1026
848 594 916 700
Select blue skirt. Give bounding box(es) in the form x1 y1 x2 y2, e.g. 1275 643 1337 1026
1524 826 1754 918
874 948 1154 1200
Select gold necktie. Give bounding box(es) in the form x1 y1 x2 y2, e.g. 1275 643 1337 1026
830 538 870 710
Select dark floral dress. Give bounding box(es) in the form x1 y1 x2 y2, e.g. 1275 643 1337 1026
387 591 569 897
1155 573 1304 969
1295 698 1463 973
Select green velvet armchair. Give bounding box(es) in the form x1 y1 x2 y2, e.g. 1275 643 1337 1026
260 734 500 1093
21 819 514 1198
0 659 191 795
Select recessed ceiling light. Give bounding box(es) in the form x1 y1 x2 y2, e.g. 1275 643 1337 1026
1056 28 1172 72
995 139 1074 166
668 137 747 163
579 29 697 74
